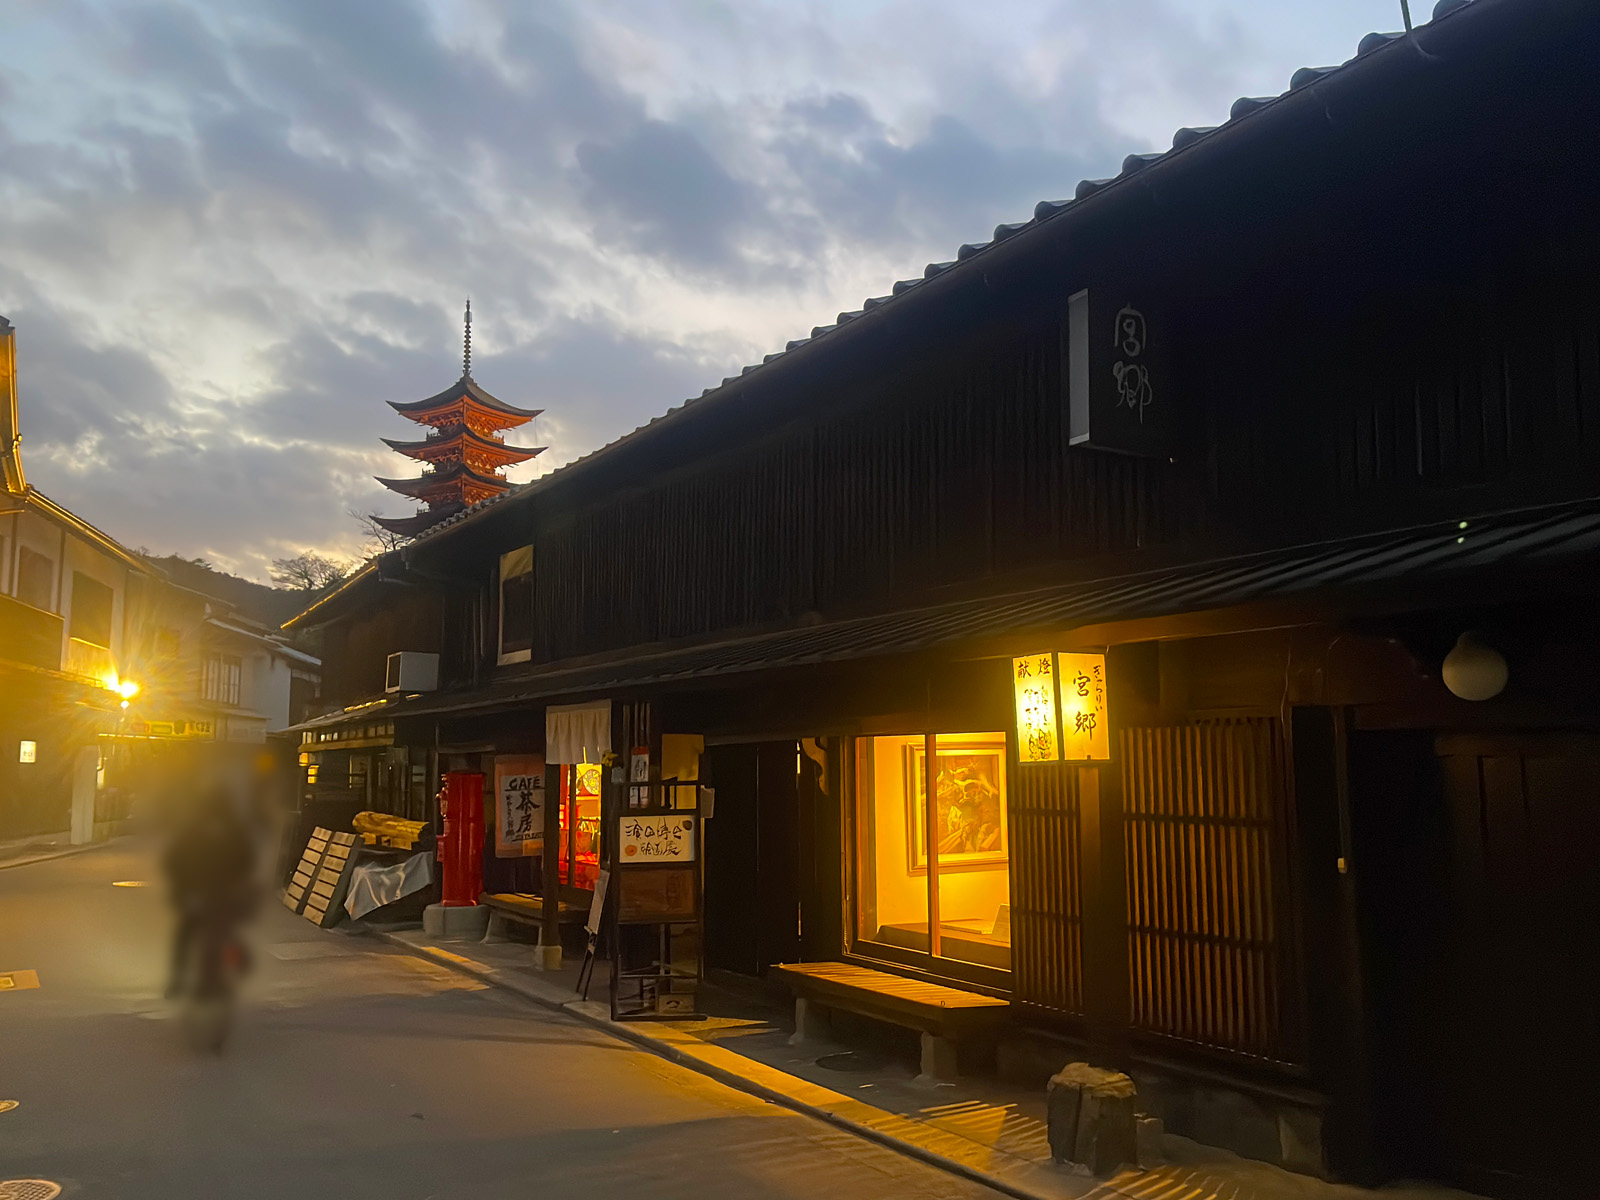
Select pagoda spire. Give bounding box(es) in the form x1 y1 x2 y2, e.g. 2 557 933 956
372 301 545 540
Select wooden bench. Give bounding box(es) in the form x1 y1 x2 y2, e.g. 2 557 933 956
479 892 587 943
773 961 1009 1082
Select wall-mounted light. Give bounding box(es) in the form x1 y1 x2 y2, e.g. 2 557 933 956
18 740 36 764
1442 633 1508 701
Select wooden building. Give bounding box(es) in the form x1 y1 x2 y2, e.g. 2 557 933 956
287 2 1600 1195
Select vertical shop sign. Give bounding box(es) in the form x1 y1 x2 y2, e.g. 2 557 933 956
1013 653 1060 763
1057 652 1110 761
1067 288 1170 457
493 754 545 856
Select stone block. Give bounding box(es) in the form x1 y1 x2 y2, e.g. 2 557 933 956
1135 1114 1166 1168
422 903 490 939
1277 1107 1326 1176
481 911 511 944
788 997 832 1047
1047 1062 1139 1176
917 1032 960 1084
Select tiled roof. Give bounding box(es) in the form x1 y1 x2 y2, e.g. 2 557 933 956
401 0 1489 553
390 373 542 421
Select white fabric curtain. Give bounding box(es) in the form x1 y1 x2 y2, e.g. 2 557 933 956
545 700 611 765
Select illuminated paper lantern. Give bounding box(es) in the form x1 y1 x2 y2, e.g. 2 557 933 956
1057 652 1110 761
1013 653 1060 763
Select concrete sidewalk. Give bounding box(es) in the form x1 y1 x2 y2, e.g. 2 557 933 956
0 832 112 871
363 925 1485 1200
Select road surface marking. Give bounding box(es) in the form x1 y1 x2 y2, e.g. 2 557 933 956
0 971 40 992
0 1181 63 1200
0 1101 18 1114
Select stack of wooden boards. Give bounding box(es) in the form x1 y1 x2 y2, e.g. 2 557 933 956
281 827 361 928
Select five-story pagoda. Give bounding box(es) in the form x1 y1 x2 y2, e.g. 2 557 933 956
374 301 545 538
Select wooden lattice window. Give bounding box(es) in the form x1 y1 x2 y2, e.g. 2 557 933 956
1120 718 1291 1061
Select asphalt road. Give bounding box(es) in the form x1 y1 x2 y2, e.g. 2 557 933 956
0 841 1005 1200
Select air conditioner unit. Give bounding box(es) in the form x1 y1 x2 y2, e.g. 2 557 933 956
385 651 439 694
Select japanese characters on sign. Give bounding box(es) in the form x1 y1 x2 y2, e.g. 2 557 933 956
1013 652 1111 763
1013 653 1060 763
618 814 697 863
1066 287 1169 457
494 754 545 856
1057 652 1110 761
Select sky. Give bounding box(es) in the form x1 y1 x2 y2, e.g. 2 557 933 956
0 0 1414 581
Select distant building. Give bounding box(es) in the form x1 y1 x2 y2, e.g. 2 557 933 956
373 301 544 539
0 315 319 842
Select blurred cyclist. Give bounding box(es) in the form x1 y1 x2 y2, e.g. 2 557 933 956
161 757 259 999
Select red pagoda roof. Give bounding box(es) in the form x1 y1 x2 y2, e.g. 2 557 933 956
375 460 511 505
372 506 464 537
381 424 545 471
389 374 542 434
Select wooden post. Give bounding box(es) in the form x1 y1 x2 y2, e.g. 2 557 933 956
538 755 562 968
925 731 941 959
1078 764 1130 1067
1291 705 1376 1179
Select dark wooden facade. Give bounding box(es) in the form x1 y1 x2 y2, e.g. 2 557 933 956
293 4 1600 1195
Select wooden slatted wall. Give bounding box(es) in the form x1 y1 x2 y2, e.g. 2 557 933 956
1120 718 1293 1062
1010 760 1084 1016
525 325 1172 666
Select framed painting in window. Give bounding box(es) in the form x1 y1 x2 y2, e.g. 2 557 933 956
902 739 1008 872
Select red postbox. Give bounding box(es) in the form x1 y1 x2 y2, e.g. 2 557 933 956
438 771 485 907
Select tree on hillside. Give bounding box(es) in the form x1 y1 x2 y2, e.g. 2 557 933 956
270 552 349 592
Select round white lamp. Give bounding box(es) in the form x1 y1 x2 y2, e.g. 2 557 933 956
1441 633 1508 701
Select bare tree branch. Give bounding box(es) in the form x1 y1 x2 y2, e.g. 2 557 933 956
269 552 350 591
350 508 409 557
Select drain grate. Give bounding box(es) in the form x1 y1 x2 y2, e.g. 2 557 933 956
0 1182 62 1200
815 1050 893 1073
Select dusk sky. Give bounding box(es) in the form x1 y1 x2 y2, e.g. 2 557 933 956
1 0 1412 581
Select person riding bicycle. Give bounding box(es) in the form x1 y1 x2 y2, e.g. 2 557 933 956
162 776 258 999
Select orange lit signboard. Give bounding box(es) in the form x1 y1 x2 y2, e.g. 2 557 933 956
1013 653 1059 763
1057 652 1110 761
1013 652 1110 763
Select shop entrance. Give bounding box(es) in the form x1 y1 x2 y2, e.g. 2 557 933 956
1353 731 1600 1200
702 741 800 977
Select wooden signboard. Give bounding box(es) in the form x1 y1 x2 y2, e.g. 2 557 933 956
282 827 332 913
618 814 696 863
616 866 697 924
609 793 704 1021
494 754 545 857
1066 287 1171 457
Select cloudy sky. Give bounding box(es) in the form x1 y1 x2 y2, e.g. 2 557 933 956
1 0 1409 580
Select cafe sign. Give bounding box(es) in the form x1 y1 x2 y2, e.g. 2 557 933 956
1012 652 1110 763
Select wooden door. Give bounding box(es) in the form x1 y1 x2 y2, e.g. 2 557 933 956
1353 732 1600 1199
755 741 802 970
702 741 802 976
703 744 760 975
